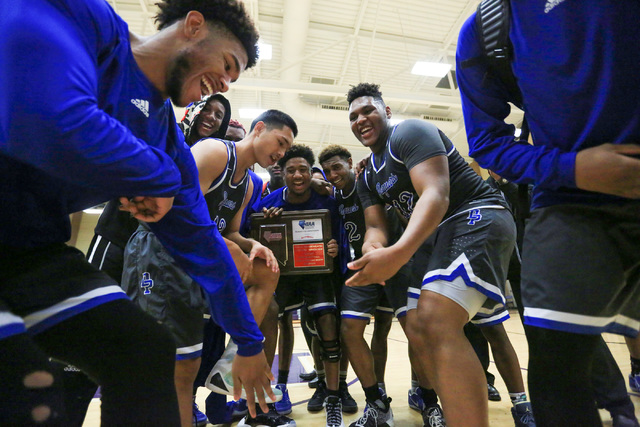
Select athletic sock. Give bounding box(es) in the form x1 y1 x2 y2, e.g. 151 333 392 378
631 356 640 376
340 370 348 383
509 392 528 405
411 379 420 391
277 370 289 386
363 384 383 403
378 382 386 393
420 387 438 406
317 369 326 383
327 388 340 398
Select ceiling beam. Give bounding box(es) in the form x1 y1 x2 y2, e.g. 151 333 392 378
230 79 463 108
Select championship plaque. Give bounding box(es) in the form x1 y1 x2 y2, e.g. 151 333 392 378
250 209 333 276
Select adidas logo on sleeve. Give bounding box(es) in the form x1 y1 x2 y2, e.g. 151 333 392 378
131 98 149 117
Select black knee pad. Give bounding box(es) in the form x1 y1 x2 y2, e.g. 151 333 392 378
0 334 65 426
319 338 341 363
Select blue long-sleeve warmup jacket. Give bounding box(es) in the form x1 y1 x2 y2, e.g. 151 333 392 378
457 0 640 209
0 0 263 356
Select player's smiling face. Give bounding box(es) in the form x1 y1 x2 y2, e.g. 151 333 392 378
284 157 312 196
195 99 225 138
166 19 248 107
348 96 392 154
253 123 294 168
321 155 353 191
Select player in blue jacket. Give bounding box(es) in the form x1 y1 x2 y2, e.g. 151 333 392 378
457 2 640 425
257 144 346 427
0 0 271 424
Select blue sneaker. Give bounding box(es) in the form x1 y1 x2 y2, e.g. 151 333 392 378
408 387 425 412
629 373 640 392
274 384 292 415
227 398 248 419
193 397 208 427
511 402 536 427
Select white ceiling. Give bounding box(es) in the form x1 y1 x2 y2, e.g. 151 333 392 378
109 0 524 168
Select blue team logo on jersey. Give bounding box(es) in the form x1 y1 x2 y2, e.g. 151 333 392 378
467 209 482 225
298 220 315 229
140 272 154 295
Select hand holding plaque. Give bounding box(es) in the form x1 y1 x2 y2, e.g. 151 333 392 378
250 209 333 276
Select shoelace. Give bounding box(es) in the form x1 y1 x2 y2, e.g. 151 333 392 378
326 399 343 425
354 405 379 427
426 408 446 427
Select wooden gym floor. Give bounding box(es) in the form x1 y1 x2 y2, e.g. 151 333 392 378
83 311 640 426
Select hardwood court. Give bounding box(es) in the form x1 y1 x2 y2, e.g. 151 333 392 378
83 311 640 426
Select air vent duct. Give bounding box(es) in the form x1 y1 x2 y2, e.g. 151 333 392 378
320 104 349 111
421 115 454 122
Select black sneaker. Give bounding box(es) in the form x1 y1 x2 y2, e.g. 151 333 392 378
300 369 317 382
309 376 319 389
237 404 297 427
308 380 328 411
325 395 345 427
487 383 501 402
339 381 358 414
422 403 446 427
349 397 393 427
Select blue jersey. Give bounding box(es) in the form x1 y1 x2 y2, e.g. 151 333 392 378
0 0 262 356
457 1 640 209
257 188 348 274
0 0 182 247
240 170 264 237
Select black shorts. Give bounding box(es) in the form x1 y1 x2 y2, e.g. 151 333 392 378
408 206 515 326
275 273 337 315
341 261 411 320
122 227 207 360
0 243 127 338
86 234 125 283
521 203 640 336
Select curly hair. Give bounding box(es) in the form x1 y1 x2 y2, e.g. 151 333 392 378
346 82 384 105
155 0 259 69
318 144 351 164
278 144 315 169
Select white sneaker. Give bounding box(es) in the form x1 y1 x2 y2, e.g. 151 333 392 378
325 396 345 427
205 341 282 403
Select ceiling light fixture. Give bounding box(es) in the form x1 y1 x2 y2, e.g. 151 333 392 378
411 62 452 78
239 108 267 119
258 42 272 61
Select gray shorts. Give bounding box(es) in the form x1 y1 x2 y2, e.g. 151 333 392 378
521 203 640 336
122 226 208 359
407 206 515 325
341 260 412 320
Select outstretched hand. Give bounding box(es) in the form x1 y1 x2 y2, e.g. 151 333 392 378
345 246 405 287
118 196 174 222
232 351 276 418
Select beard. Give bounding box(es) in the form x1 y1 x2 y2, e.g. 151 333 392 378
166 50 191 106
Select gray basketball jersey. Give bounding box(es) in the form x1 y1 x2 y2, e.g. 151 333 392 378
335 181 366 258
202 139 249 234
358 120 505 221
